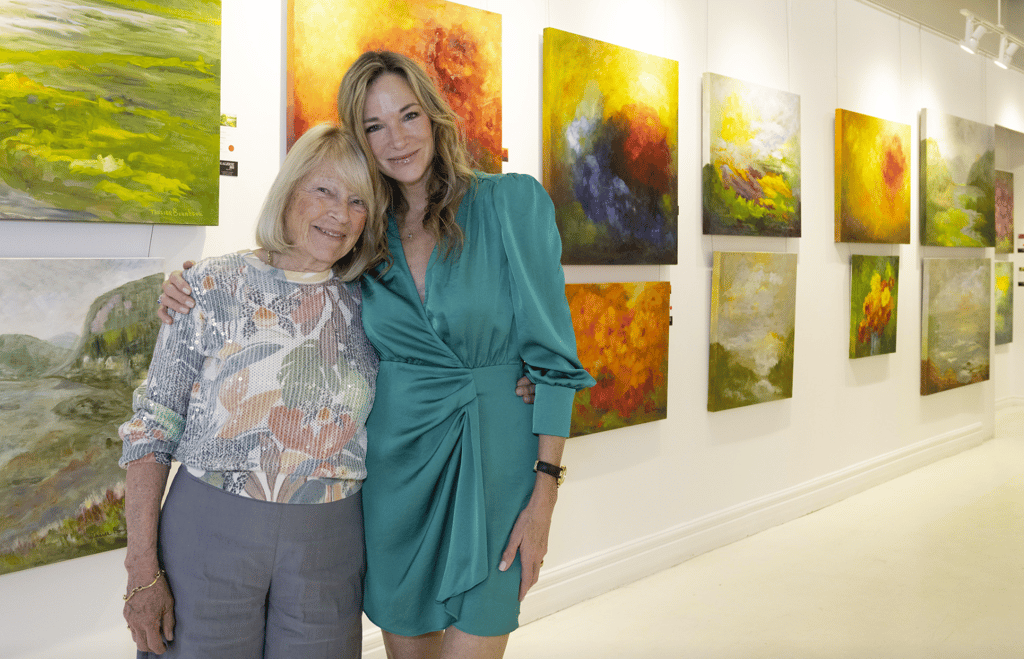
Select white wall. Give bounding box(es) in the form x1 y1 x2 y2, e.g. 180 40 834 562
2 0 1022 656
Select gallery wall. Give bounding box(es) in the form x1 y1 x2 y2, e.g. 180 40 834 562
2 0 1023 656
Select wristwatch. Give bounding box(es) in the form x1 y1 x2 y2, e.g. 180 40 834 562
534 460 566 486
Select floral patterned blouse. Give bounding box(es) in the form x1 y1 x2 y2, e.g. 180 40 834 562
119 250 378 504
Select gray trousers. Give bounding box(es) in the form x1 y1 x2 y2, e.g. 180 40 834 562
139 470 364 659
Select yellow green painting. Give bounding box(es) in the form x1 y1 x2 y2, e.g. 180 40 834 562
703 73 800 237
566 282 670 436
289 0 502 172
0 259 163 574
921 110 995 247
850 255 899 358
921 258 990 395
709 252 797 412
0 0 220 225
835 110 910 243
996 170 1014 253
995 260 1013 345
543 29 678 264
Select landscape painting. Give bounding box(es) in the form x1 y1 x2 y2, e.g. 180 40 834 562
703 73 800 237
995 260 1013 345
849 255 899 358
921 258 990 395
0 259 163 574
835 109 911 243
709 252 797 412
0 0 220 225
288 0 502 172
543 28 678 264
995 170 1014 253
920 110 995 247
566 282 670 436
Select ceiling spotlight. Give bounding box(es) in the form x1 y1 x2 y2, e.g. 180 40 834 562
961 16 987 54
996 35 1020 68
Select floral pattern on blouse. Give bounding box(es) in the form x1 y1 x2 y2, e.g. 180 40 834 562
119 251 378 504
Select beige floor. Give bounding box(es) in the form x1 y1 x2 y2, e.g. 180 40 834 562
505 407 1024 659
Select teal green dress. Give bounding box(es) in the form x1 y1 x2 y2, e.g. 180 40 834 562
360 173 595 636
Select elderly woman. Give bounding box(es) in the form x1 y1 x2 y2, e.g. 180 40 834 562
121 123 385 658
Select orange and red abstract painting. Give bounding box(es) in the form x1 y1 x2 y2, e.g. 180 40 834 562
288 0 501 172
566 282 670 437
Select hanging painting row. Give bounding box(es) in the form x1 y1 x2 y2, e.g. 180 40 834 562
709 253 1011 412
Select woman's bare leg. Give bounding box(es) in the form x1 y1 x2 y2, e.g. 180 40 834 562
440 627 509 659
382 627 509 659
383 630 443 659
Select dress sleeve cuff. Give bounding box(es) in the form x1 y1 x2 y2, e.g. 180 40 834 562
531 383 577 437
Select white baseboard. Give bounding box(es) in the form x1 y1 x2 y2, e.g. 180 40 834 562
361 420 986 658
996 395 1024 410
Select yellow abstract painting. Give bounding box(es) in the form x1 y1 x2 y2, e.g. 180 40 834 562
288 0 502 172
835 109 910 243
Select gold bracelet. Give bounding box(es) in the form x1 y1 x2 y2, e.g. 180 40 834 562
123 569 166 602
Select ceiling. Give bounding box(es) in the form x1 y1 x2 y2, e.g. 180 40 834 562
869 0 1024 55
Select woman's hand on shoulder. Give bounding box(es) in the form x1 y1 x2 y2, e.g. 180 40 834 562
124 573 175 653
157 261 196 325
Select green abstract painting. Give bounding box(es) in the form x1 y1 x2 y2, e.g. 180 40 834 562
709 252 797 411
0 0 221 225
0 259 163 574
920 110 994 247
921 258 990 395
703 73 800 237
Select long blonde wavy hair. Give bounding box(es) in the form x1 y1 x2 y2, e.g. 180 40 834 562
337 51 476 259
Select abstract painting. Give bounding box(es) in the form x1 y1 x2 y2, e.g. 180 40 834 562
543 28 678 265
835 110 911 243
709 252 797 412
0 0 220 225
0 259 163 574
289 0 502 172
920 110 994 247
921 258 990 395
995 260 1013 345
995 170 1014 253
703 73 800 237
566 282 670 437
849 255 899 358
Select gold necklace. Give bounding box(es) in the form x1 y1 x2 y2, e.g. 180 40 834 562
267 250 275 267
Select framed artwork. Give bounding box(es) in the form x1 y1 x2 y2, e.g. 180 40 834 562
288 0 502 172
542 28 678 265
920 110 995 247
995 170 1014 254
566 282 670 437
834 110 911 243
995 260 1013 345
702 73 800 237
0 259 163 574
708 252 797 412
850 255 899 358
0 1 220 225
921 258 990 395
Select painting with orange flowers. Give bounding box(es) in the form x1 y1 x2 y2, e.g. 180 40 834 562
835 110 910 243
288 0 501 172
566 282 670 437
850 255 899 358
543 28 678 264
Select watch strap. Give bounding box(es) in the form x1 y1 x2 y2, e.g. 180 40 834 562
534 460 566 486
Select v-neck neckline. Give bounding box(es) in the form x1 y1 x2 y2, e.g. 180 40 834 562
391 216 436 307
